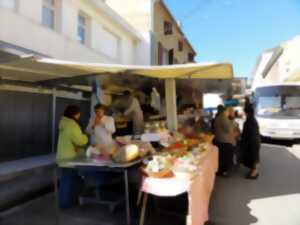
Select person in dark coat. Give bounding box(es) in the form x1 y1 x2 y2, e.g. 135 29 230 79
241 104 261 179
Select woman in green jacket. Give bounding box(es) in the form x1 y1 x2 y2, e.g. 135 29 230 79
57 105 88 208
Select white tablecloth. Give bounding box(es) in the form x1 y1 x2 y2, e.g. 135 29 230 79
141 145 219 225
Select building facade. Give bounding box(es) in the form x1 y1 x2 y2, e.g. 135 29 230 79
251 35 300 89
0 0 141 64
106 0 196 65
0 0 145 163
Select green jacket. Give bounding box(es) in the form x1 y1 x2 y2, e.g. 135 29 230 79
56 117 88 164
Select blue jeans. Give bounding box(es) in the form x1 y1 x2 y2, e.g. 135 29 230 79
58 168 82 208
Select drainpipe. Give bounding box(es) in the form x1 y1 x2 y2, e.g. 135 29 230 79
150 0 159 65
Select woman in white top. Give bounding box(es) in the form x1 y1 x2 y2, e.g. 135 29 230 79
123 91 144 135
86 104 116 148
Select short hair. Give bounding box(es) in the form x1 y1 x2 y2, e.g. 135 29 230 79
94 103 106 111
64 105 80 119
123 90 131 96
217 104 225 114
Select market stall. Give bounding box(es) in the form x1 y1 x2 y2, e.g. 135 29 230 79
0 54 233 130
0 51 233 225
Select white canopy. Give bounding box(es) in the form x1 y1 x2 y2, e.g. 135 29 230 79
0 56 233 84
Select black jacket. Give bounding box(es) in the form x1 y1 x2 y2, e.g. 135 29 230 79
241 115 261 168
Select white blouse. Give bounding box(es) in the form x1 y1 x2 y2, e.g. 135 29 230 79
86 115 116 147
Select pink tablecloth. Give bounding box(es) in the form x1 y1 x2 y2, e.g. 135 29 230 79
141 145 219 225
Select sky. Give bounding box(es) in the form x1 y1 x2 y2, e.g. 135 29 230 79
165 0 300 78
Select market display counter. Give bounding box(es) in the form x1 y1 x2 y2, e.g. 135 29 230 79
56 157 144 225
140 145 218 225
55 135 218 225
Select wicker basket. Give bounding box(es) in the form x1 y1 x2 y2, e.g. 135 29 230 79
141 167 174 178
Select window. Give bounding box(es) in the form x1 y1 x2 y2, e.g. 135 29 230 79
178 40 183 52
188 53 195 62
77 13 88 45
164 21 173 35
42 0 55 29
0 0 17 10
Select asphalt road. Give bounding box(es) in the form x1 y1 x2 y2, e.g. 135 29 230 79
209 143 300 225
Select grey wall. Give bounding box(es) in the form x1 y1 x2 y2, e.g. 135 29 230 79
0 90 90 163
0 91 52 162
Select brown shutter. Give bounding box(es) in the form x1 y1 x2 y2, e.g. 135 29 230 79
158 42 163 65
168 49 174 65
178 40 183 52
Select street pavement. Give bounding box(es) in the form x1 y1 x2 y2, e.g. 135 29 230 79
209 143 300 225
1 144 300 225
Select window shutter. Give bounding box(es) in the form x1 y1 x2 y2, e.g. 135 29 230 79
158 42 163 65
168 49 174 65
178 40 183 52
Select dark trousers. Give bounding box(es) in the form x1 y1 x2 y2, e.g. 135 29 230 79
58 168 82 208
217 142 234 173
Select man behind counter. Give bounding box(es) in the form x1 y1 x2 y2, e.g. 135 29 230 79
86 104 116 149
123 91 144 135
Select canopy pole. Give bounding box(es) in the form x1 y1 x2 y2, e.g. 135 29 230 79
91 81 101 115
51 88 57 153
165 78 177 131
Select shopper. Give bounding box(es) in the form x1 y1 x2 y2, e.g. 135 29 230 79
241 104 261 179
211 104 225 135
228 107 242 165
56 105 88 208
213 107 235 177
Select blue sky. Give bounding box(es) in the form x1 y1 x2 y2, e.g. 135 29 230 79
165 0 300 78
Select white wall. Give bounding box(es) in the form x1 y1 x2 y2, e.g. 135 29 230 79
106 0 152 65
252 35 300 89
61 0 77 39
106 0 152 35
0 0 139 65
62 0 138 64
135 32 151 65
18 0 42 22
279 36 300 81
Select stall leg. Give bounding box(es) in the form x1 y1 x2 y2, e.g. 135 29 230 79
137 188 143 206
124 169 131 225
54 167 59 225
139 193 148 225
